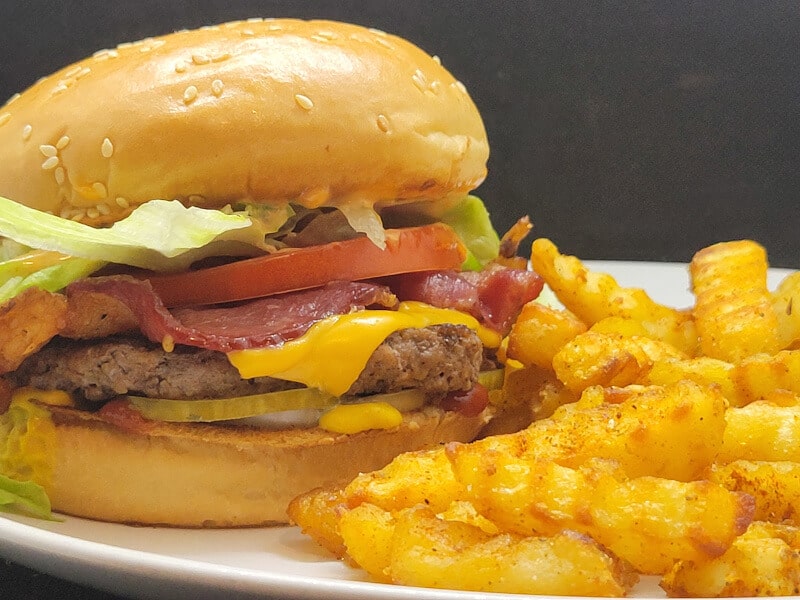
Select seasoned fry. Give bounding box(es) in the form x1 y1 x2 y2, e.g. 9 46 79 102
643 356 738 405
286 485 349 559
733 350 800 405
342 446 461 513
772 271 800 350
661 522 800 597
719 402 800 463
530 238 698 354
0 287 66 373
507 301 587 369
552 331 685 393
469 380 726 482
709 460 800 524
690 240 781 362
448 450 752 575
293 236 800 597
339 503 395 582
387 506 637 596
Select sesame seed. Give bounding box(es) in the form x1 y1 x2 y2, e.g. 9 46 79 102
115 196 129 208
39 144 58 157
22 124 32 141
70 209 86 222
94 49 118 61
310 35 329 43
430 80 442 94
294 94 314 111
454 81 468 94
92 182 107 198
101 137 114 158
183 85 198 104
151 39 166 49
267 24 283 31
368 28 387 36
41 156 59 170
188 194 205 203
376 114 390 133
211 52 231 63
7 92 21 105
316 30 337 40
211 79 224 97
52 84 68 95
191 54 210 65
247 17 263 23
175 61 187 73
64 65 83 78
86 207 100 219
56 135 70 150
76 67 91 79
54 167 66 185
241 29 255 37
117 41 133 50
432 55 442 65
96 203 111 215
412 69 427 91
0 113 10 128
373 37 393 50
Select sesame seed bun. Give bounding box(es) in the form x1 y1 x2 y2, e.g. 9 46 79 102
0 18 488 225
44 403 492 527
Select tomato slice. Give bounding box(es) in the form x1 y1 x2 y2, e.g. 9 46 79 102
146 223 466 307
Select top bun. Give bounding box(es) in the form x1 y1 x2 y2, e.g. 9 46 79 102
0 19 488 225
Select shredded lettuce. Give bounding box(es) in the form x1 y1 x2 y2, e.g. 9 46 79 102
0 197 276 272
338 201 387 249
0 474 56 521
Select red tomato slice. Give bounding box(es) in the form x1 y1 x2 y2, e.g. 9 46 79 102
146 223 466 307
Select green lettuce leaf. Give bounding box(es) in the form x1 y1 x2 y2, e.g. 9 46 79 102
0 473 56 521
0 254 104 303
380 195 502 270
439 195 501 270
0 197 275 272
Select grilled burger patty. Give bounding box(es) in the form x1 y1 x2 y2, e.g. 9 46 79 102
11 324 483 403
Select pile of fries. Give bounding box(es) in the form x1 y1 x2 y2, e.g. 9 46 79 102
290 238 800 597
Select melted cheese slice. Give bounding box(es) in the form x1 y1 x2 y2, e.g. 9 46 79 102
227 301 501 396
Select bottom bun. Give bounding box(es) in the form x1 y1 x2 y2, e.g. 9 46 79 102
45 404 492 527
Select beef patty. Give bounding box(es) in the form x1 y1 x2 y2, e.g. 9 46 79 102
10 324 483 402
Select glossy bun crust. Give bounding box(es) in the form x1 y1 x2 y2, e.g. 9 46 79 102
0 19 488 225
46 404 492 526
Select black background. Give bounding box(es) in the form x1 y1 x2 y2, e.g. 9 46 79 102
0 1 799 598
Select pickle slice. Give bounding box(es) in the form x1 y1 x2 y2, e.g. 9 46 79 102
126 387 338 423
125 370 503 423
478 368 504 391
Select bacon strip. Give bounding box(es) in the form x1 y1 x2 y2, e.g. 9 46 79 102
66 277 398 353
383 264 544 333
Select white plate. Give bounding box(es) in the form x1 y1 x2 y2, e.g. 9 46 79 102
0 261 795 600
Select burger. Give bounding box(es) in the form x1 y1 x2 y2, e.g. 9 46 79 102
0 19 541 526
